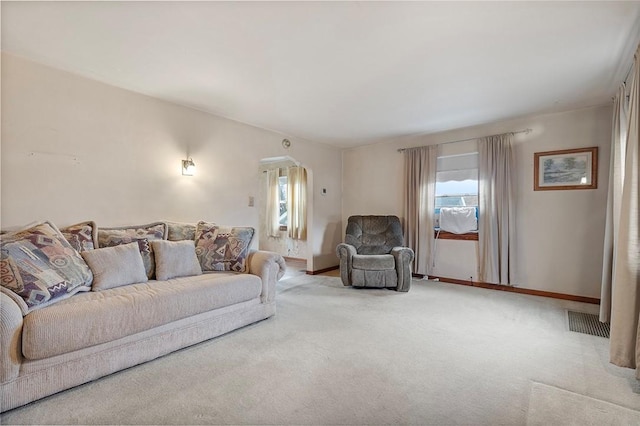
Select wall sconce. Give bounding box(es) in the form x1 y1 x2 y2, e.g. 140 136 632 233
182 158 196 176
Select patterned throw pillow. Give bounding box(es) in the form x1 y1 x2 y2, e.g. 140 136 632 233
194 221 255 273
0 221 93 314
97 222 167 279
60 221 97 252
165 221 197 241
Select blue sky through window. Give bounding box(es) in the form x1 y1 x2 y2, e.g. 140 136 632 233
435 179 478 196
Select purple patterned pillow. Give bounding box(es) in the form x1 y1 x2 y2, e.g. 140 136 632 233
165 221 197 241
97 223 166 279
0 221 93 314
60 221 97 252
194 222 254 273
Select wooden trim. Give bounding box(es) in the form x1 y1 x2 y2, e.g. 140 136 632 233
307 265 339 275
434 230 478 241
423 275 600 305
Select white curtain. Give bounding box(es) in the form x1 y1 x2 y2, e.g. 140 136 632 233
265 168 281 238
600 84 628 322
608 44 640 375
403 145 437 275
287 166 307 241
478 133 515 285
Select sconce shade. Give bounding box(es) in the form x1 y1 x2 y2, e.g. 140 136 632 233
182 158 196 176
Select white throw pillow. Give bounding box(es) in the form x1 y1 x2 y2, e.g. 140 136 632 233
82 242 148 291
151 240 202 281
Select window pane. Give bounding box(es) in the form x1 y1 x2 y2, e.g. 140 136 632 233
436 196 466 207
434 150 479 232
435 178 478 197
434 178 478 231
278 176 288 226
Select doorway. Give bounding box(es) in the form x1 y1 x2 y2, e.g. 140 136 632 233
258 156 310 273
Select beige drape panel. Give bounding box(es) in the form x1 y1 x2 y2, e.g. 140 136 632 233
478 134 515 285
403 146 437 275
265 168 281 238
600 85 628 322
608 44 640 375
287 166 307 241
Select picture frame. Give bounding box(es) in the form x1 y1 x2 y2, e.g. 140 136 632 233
534 147 598 191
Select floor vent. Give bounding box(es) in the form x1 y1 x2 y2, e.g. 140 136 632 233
568 311 610 338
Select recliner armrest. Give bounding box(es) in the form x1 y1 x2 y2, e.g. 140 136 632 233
336 243 357 259
391 247 415 292
336 243 357 286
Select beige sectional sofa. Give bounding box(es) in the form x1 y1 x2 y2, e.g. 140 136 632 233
0 220 285 412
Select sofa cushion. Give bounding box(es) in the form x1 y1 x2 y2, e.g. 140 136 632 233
0 222 93 314
151 240 202 280
60 221 97 253
98 222 167 279
195 222 254 273
165 221 197 241
352 254 395 270
21 272 262 360
81 243 148 291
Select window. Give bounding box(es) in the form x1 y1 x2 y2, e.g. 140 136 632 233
435 151 479 237
278 175 288 228
265 164 307 238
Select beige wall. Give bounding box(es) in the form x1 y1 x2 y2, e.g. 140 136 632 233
343 105 612 298
0 52 614 286
1 53 342 272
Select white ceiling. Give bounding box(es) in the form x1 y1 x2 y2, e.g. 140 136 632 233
2 1 640 148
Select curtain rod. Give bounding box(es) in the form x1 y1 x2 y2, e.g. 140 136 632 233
396 128 532 153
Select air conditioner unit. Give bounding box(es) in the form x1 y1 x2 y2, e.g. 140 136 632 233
439 207 477 234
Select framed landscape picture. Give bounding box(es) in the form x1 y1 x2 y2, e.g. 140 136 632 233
534 147 598 191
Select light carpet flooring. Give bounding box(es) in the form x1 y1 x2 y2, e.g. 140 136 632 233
2 274 639 425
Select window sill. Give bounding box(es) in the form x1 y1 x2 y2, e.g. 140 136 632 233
279 225 287 231
434 230 478 241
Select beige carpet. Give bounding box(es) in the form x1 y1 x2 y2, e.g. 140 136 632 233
1 274 639 425
527 382 640 425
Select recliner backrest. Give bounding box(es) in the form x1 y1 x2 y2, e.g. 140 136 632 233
345 215 404 255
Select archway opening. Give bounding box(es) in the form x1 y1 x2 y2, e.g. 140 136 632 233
258 156 311 276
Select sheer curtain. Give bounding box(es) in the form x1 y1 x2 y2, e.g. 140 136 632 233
600 85 628 322
287 165 307 241
265 168 281 238
608 44 640 375
478 133 515 285
403 145 437 275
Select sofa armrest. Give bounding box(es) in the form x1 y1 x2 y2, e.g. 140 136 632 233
0 291 23 383
247 250 286 303
336 243 357 286
391 247 415 292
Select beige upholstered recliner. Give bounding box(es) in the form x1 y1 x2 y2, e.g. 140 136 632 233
336 215 415 292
